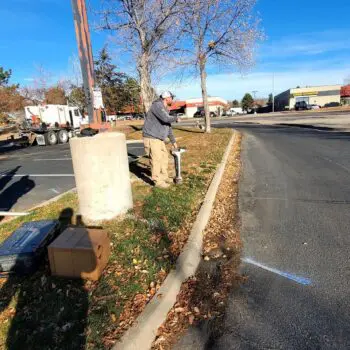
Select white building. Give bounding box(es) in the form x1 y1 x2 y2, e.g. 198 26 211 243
170 97 228 118
274 85 341 111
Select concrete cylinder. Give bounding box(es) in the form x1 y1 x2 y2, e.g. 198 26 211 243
70 132 133 221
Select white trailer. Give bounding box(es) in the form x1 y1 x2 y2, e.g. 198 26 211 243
22 105 88 146
227 107 244 115
24 105 87 129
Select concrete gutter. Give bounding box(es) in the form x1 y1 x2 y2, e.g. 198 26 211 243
114 131 237 350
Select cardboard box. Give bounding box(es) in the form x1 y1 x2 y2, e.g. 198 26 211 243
48 227 110 281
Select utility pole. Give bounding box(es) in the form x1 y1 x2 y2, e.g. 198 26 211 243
71 0 99 124
272 73 275 113
252 90 258 111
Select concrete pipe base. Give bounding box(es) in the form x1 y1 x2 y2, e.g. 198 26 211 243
70 132 133 222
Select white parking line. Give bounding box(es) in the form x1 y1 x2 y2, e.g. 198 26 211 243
0 211 29 217
243 257 312 286
34 158 72 161
0 174 75 177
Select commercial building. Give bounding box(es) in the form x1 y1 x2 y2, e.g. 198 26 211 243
274 85 341 111
170 97 228 118
341 85 350 105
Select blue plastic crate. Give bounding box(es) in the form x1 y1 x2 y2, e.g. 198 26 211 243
0 220 60 275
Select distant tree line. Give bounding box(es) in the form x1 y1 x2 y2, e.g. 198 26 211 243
1 47 142 123
0 68 25 125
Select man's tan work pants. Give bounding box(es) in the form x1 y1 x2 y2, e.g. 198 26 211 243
143 138 169 185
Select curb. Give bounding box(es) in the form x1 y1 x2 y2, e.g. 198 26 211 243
114 131 237 350
126 139 144 144
27 188 77 212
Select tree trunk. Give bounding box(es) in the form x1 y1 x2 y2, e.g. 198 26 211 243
139 53 153 113
199 58 211 133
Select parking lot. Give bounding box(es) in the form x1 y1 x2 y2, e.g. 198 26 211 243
0 141 145 213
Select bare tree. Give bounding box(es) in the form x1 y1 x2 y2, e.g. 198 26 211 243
69 54 83 87
97 0 183 111
180 0 262 132
32 65 52 102
344 75 350 86
20 65 53 104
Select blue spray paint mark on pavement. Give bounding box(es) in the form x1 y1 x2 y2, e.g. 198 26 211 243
243 257 312 286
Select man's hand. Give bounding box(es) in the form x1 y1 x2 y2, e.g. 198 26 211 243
172 142 178 150
176 117 181 123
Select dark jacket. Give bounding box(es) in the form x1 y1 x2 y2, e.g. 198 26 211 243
143 99 177 144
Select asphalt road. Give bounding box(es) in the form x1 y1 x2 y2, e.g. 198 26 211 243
0 141 144 212
176 123 350 349
179 109 350 124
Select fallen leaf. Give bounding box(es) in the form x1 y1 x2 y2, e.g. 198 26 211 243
175 307 185 313
41 276 47 287
61 323 72 332
154 336 165 346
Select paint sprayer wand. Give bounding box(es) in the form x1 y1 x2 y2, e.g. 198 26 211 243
171 147 186 184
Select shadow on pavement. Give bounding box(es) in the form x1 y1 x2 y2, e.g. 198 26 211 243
130 125 143 132
129 160 154 185
0 174 35 221
0 166 21 192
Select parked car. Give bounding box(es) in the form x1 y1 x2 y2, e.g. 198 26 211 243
295 101 310 111
310 104 320 110
193 110 217 118
228 107 244 115
193 110 204 118
325 102 341 108
169 111 184 118
133 113 145 120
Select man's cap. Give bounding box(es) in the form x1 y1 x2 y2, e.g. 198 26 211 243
160 91 174 99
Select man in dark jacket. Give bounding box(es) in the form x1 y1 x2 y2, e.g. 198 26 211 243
143 91 179 188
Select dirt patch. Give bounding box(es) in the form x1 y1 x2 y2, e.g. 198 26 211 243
151 132 243 349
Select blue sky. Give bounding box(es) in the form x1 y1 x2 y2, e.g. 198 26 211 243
1 0 350 100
